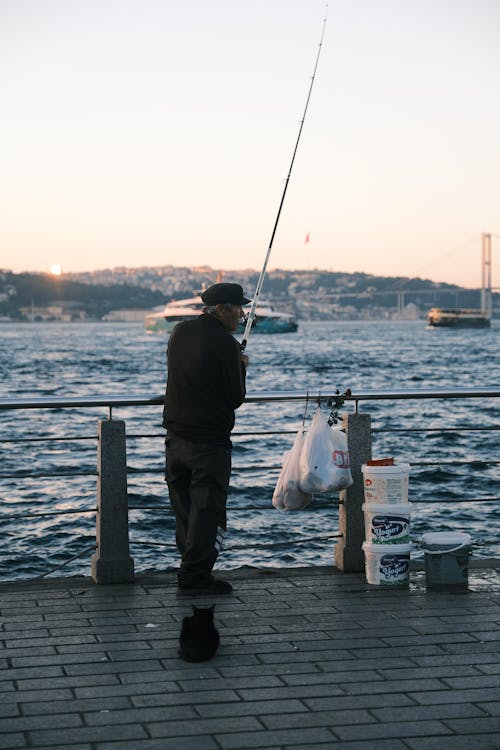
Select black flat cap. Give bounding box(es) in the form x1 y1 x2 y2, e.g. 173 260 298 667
201 283 251 306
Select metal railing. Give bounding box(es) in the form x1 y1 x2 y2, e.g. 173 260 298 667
0 384 498 413
0 386 499 582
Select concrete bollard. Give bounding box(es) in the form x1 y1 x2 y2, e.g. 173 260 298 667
91 419 134 584
335 412 372 572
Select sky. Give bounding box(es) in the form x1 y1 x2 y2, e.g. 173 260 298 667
1 0 499 288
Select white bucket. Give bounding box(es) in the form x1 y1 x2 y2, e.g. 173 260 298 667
363 542 411 586
420 532 471 589
362 503 411 544
362 463 410 504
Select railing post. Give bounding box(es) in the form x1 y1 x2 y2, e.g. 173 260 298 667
335 412 372 572
91 419 134 584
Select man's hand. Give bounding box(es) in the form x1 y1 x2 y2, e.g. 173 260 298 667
240 354 249 368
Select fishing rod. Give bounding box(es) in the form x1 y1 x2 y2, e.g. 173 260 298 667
241 8 328 351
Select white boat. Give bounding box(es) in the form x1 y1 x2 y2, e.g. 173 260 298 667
144 295 298 334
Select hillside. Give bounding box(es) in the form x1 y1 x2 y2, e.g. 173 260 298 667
0 266 497 321
0 272 165 320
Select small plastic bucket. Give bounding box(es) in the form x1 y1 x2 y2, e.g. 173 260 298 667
362 463 410 504
362 503 411 544
362 542 411 586
420 532 471 589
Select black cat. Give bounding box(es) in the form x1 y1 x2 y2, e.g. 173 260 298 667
178 605 220 662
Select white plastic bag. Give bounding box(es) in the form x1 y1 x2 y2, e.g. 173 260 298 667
298 408 353 493
272 429 313 510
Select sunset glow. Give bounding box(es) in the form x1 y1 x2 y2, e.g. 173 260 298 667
1 2 499 289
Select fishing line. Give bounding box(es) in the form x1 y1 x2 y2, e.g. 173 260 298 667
241 7 328 351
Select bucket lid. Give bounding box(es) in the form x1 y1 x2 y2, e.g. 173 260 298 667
420 532 471 552
362 503 411 514
362 462 410 475
362 541 412 553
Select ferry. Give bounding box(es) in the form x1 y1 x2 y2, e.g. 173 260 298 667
427 307 491 328
144 296 298 334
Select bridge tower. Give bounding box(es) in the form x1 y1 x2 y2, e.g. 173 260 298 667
481 233 492 320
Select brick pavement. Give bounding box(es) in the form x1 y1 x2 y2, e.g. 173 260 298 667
0 565 499 749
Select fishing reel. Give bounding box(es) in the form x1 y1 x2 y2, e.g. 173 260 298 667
241 313 257 328
327 388 352 425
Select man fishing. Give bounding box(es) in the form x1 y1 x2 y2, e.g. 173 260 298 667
163 282 250 594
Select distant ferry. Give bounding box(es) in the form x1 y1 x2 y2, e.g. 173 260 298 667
427 307 491 328
144 296 298 334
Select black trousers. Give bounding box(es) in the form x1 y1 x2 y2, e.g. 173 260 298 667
165 434 231 586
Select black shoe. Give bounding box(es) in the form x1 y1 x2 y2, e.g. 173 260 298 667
178 575 233 596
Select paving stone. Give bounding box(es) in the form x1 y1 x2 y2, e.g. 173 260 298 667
148 715 262 738
5 634 97 648
260 708 375 730
445 716 500 733
477 662 500 675
258 649 352 664
0 711 83 732
0 733 27 749
129 689 240 707
28 723 149 746
84 704 196 725
10 652 114 669
64 658 165 676
443 641 500 655
22 696 132 715
316 656 415 672
412 652 496 667
337 677 445 695
333 718 451 741
177 675 285 692
476 702 500 716
287 741 407 750
0 704 20 719
376 665 480 680
442 674 500 689
410 687 500 705
346 644 445 659
1 628 51 642
210 641 297 656
219 663 321 679
195 699 307 719
280 670 384 687
0 688 73 704
371 702 487 722
405 736 500 750
217 727 336 749
74 680 183 700
380 633 478 646
16 673 120 691
0 614 45 625
95 737 218 750
1 646 56 659
160 653 261 669
0 665 64 682
305 693 416 711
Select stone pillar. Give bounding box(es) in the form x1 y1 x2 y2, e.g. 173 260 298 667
91 419 134 584
335 413 372 572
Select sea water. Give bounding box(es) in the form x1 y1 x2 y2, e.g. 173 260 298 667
0 320 498 580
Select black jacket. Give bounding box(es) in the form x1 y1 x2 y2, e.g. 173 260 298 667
163 314 246 443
